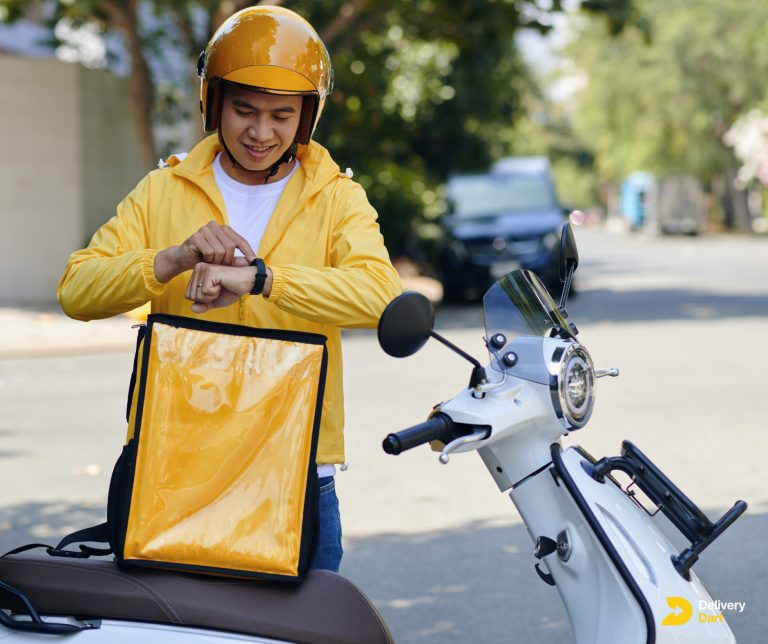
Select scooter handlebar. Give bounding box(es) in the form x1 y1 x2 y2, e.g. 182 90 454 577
382 413 455 455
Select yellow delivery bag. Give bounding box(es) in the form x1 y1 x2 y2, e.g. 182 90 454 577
51 314 328 583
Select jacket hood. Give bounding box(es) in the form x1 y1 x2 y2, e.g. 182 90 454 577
164 135 351 260
167 135 343 210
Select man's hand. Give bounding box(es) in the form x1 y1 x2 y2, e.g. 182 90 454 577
185 263 256 313
154 222 257 283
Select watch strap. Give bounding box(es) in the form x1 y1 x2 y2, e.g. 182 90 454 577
250 258 268 295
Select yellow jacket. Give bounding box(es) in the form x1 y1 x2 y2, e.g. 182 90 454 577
58 135 402 463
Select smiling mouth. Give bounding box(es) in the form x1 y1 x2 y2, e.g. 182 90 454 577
245 144 275 155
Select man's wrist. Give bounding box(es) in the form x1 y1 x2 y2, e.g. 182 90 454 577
154 246 181 283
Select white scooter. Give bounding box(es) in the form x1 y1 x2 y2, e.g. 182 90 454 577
0 223 745 643
375 223 746 643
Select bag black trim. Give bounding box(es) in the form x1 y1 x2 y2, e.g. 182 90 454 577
295 343 328 574
125 324 147 421
113 558 309 584
146 313 327 346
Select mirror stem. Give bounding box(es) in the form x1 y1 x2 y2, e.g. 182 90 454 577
558 263 576 314
430 331 483 370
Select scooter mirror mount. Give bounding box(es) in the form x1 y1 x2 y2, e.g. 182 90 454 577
558 221 579 314
378 292 489 389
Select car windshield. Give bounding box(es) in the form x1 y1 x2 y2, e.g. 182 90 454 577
447 174 556 218
483 270 571 347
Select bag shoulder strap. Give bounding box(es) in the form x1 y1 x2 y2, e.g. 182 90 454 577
2 522 111 559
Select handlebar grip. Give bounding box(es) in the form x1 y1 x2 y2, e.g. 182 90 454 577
382 413 454 455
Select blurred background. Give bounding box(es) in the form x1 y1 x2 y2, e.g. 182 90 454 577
1 0 767 305
1 1 767 643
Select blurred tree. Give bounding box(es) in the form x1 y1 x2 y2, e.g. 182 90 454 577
1 0 638 251
295 0 640 252
563 0 768 230
0 0 257 169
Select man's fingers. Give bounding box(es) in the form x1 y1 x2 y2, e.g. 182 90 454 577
185 263 211 302
221 226 257 264
232 256 251 267
200 228 228 264
193 235 217 264
190 223 255 266
185 267 199 301
191 302 210 313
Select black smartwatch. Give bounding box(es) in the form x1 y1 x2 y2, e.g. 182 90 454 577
250 258 268 295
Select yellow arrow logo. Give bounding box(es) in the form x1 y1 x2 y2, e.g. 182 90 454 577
662 596 693 626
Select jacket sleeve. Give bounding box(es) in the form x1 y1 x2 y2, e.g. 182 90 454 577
267 181 402 328
57 174 168 321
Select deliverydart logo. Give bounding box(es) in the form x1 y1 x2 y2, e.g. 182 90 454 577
662 597 693 626
662 596 746 626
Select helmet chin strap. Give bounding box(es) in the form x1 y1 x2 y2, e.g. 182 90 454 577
262 142 298 183
220 132 298 184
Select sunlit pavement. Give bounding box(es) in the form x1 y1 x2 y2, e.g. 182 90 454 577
1 225 766 642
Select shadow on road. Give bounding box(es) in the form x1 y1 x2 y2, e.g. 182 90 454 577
342 510 763 644
0 501 105 554
0 501 761 643
569 288 768 325
434 286 768 333
342 517 573 644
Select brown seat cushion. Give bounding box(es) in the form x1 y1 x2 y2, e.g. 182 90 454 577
0 554 392 644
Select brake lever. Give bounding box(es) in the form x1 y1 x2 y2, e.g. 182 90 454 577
439 428 490 464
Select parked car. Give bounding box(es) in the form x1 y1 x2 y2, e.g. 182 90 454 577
438 156 567 302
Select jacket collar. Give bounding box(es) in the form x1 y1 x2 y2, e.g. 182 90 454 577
167 135 227 222
167 135 343 259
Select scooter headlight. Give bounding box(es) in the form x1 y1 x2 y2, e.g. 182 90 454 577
552 343 595 429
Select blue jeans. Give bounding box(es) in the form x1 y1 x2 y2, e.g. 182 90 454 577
311 476 343 572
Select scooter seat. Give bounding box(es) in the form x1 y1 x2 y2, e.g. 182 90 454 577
0 553 393 644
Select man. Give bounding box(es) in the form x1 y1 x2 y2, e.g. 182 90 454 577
58 5 401 572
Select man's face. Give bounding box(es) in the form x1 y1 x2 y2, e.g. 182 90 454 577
219 85 303 184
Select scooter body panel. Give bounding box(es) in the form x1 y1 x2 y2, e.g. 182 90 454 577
557 446 735 644
510 455 648 644
506 445 735 644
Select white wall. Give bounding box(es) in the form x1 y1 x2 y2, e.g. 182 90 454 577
0 54 143 306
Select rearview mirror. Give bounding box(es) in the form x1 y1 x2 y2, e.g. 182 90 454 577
377 292 434 358
559 222 579 282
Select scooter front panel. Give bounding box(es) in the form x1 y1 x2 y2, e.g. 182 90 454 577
557 446 736 644
510 459 649 644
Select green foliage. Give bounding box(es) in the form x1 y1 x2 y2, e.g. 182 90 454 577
293 0 543 253
298 0 641 252
566 0 768 190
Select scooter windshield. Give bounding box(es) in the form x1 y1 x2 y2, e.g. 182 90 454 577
483 270 570 349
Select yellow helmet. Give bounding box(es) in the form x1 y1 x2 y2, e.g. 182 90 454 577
198 5 333 144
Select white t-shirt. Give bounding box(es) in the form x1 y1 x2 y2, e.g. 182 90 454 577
213 153 299 255
212 153 336 479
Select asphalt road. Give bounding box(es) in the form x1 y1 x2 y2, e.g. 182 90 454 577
1 226 767 643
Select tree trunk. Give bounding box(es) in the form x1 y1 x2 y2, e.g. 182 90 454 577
124 16 157 168
105 1 157 170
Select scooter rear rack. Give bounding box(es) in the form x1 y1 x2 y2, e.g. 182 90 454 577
585 440 747 580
